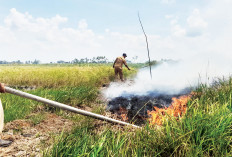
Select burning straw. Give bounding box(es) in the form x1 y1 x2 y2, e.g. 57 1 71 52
107 92 192 126
148 94 191 125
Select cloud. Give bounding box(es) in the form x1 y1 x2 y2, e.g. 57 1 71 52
0 26 15 42
1 9 100 62
172 25 186 37
186 9 208 37
4 8 67 32
0 8 159 62
187 9 207 29
78 19 88 29
161 0 176 4
165 15 174 19
167 16 186 37
167 9 208 38
1 1 232 67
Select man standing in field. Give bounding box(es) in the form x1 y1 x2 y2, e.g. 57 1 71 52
113 53 131 81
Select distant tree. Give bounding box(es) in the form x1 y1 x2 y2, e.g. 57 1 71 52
79 58 85 63
11 60 23 64
32 59 40 64
95 56 107 63
145 60 158 66
57 60 65 64
127 60 132 63
71 56 109 64
92 57 97 63
85 57 89 63
132 56 138 63
0 61 7 64
17 60 22 64
25 61 31 64
72 58 79 64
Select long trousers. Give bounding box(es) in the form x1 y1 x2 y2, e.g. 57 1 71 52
114 67 123 81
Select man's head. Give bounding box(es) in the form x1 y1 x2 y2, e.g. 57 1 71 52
122 53 127 58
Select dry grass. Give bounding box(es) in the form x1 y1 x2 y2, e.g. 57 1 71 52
0 65 118 88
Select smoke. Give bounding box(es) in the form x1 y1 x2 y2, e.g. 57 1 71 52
104 55 232 99
102 0 232 99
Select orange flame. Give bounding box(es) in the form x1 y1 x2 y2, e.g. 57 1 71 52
148 95 191 125
119 107 128 121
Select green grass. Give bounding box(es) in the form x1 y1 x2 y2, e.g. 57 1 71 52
44 125 130 157
28 112 47 126
44 123 180 156
0 86 99 123
45 77 232 156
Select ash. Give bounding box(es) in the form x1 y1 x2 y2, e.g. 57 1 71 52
107 93 187 125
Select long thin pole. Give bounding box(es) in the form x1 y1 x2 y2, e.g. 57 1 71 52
138 12 152 79
4 87 140 128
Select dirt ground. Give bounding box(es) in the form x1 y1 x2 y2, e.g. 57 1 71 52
0 113 73 157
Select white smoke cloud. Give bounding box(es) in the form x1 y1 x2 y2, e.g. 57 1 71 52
104 55 232 98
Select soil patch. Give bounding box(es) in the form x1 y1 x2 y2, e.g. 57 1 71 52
0 113 73 157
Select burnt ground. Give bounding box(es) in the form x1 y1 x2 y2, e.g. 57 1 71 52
107 95 175 125
106 85 192 125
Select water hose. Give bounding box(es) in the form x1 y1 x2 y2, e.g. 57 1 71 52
0 83 140 128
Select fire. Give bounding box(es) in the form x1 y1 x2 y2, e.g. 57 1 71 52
148 95 191 125
119 107 128 121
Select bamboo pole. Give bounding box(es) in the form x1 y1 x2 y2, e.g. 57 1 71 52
138 12 153 79
4 86 140 128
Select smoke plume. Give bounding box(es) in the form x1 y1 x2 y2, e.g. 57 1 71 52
104 56 232 99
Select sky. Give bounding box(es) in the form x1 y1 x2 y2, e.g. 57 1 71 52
0 0 232 63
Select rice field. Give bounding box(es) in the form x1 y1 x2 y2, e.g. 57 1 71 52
0 65 115 88
1 64 232 156
0 64 137 123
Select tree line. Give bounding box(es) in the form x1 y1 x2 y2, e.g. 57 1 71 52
0 56 114 64
0 59 40 64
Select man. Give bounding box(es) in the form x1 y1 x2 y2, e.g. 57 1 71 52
0 83 12 147
113 53 130 81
